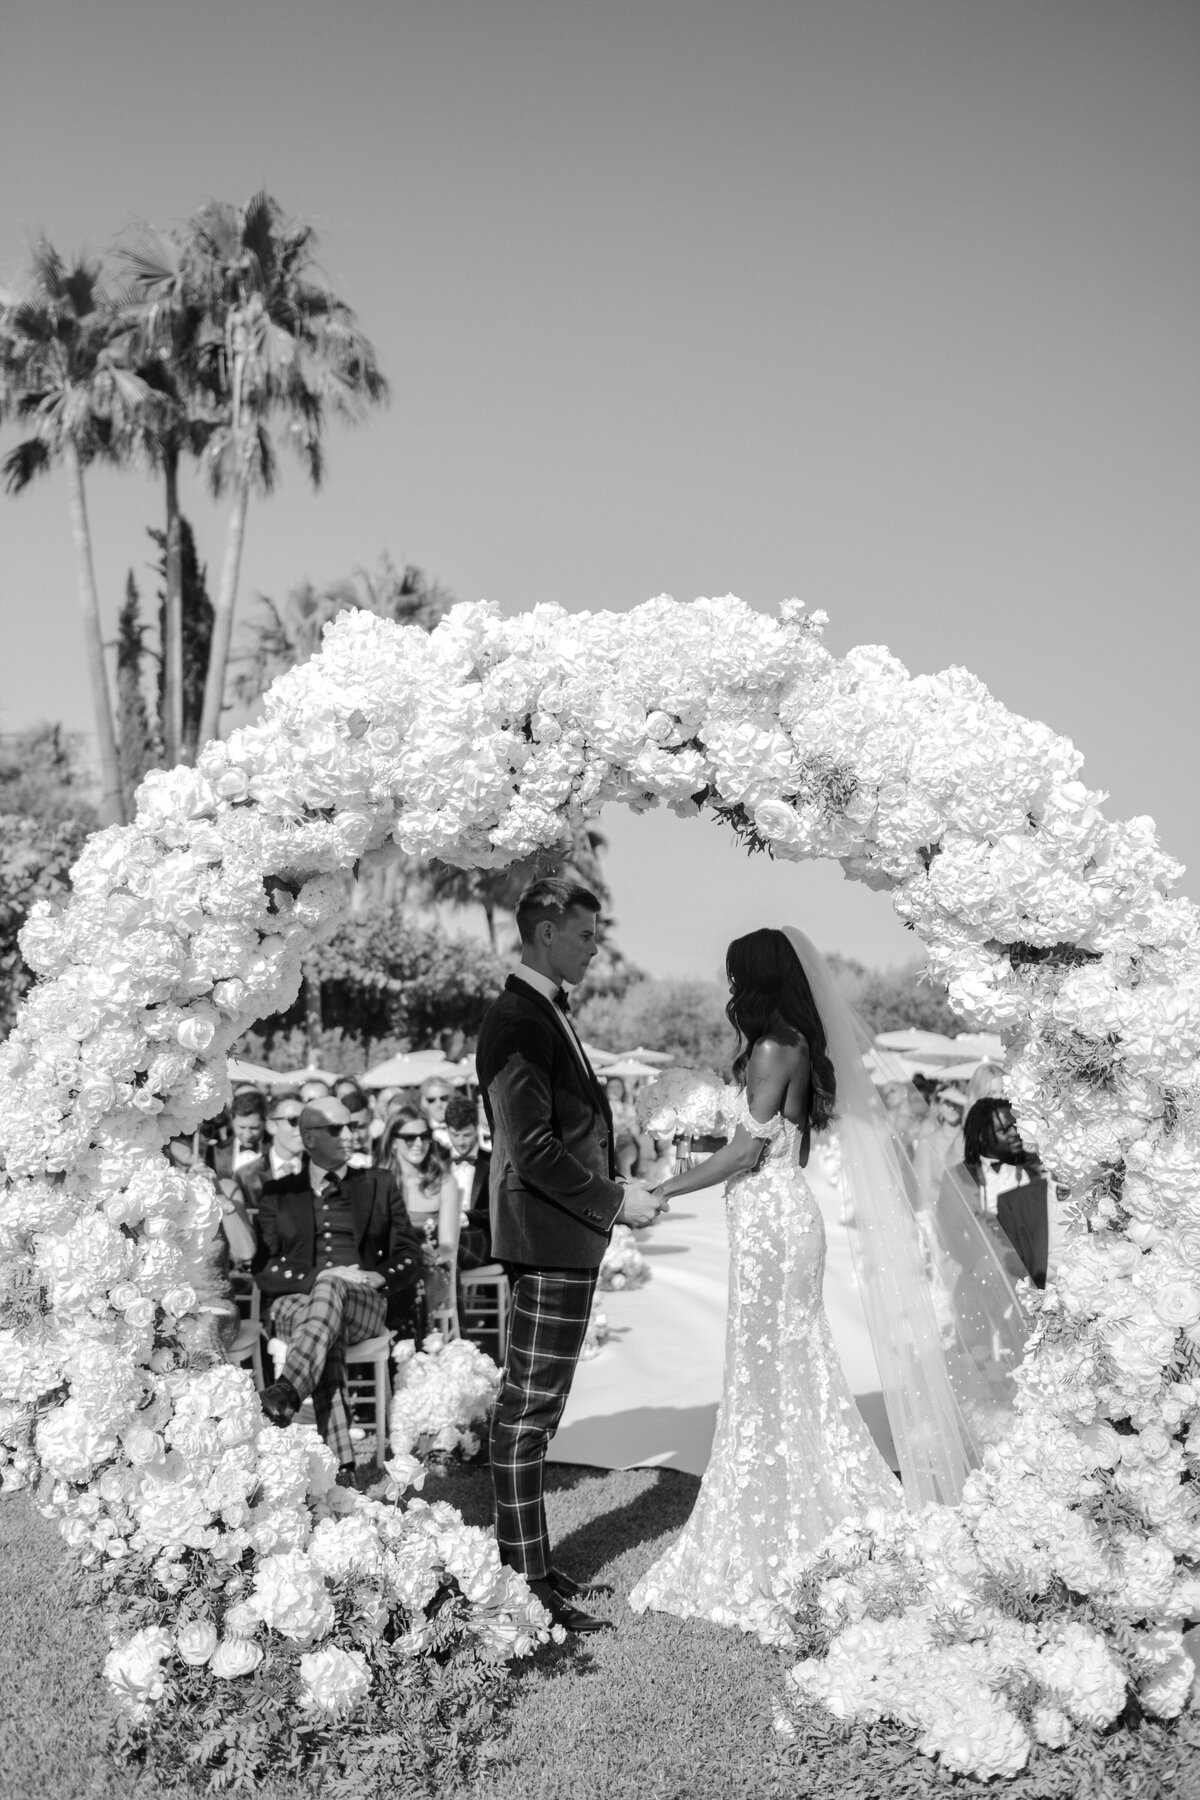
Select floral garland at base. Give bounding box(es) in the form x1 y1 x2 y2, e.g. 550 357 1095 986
0 595 1198 1776
389 1333 501 1459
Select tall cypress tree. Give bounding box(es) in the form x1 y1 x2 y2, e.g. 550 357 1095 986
115 573 160 809
149 516 213 763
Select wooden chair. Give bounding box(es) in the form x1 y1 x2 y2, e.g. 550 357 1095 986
226 1269 265 1388
345 1334 393 1473
457 1264 510 1363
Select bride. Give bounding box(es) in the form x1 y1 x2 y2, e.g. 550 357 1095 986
628 926 1027 1645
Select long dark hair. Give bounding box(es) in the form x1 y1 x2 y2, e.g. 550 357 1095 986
379 1108 446 1195
725 929 836 1133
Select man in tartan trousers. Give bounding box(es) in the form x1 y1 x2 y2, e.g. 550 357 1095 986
476 878 661 1632
253 1097 423 1479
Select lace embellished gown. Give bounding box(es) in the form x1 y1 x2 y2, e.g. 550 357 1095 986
629 1099 902 1644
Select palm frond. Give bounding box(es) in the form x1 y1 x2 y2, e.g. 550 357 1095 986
2 438 51 493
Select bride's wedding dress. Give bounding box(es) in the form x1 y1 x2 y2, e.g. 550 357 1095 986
629 1091 902 1645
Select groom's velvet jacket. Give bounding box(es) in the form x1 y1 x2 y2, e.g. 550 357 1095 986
475 974 625 1268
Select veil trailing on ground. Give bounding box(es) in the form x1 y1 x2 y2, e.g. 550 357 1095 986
780 926 1029 1508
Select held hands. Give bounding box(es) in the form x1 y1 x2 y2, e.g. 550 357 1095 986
617 1179 667 1228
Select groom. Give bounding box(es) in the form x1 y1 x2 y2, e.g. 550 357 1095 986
476 877 660 1632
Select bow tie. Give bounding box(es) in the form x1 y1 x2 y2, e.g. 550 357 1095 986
451 1153 475 1166
554 989 570 1014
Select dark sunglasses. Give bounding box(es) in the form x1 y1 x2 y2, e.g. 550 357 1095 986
273 1111 302 1125
398 1129 432 1143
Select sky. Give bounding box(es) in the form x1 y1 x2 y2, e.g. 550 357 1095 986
1 1 1197 980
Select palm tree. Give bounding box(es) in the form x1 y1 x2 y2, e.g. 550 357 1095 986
0 243 146 824
227 553 453 711
180 192 388 750
112 225 219 765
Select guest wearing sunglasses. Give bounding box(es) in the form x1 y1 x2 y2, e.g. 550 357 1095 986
379 1107 461 1318
253 1097 424 1481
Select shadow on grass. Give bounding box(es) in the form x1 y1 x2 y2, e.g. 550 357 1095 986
550 1463 699 1582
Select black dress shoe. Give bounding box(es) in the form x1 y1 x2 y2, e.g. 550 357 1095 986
259 1380 300 1427
528 1576 614 1634
550 1567 614 1600
335 1463 359 1490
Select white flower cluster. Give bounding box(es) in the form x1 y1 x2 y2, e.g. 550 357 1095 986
597 1225 651 1292
388 1333 501 1457
0 594 1197 1773
635 1067 728 1139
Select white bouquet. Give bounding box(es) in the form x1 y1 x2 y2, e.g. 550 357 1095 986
635 1067 729 1139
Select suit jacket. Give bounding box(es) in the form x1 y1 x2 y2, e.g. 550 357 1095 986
457 1147 493 1268
253 1162 424 1332
475 975 624 1268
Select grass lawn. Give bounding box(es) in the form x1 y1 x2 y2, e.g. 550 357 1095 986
2 1463 1197 1800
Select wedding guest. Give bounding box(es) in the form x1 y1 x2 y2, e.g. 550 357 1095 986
236 1091 304 1212
254 1098 424 1480
604 1076 641 1178
419 1076 456 1150
939 1098 1049 1287
444 1093 492 1268
880 1079 927 1156
380 1107 461 1317
912 1084 968 1208
966 1062 1007 1105
340 1086 375 1168
299 1077 332 1103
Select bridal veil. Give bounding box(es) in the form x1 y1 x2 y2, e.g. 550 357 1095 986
781 926 1028 1508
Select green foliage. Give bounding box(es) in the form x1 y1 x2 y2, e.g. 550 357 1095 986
828 954 962 1038
242 907 506 1061
575 975 732 1069
0 720 97 827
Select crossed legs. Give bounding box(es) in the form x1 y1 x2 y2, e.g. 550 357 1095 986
270 1271 387 1467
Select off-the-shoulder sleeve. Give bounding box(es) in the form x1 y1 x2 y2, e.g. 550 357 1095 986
725 1086 783 1140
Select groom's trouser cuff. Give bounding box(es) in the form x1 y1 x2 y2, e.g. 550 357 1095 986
490 1266 597 1579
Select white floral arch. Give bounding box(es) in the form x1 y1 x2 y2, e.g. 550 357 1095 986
2 596 1198 1774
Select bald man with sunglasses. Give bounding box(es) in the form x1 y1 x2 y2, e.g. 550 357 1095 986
253 1097 423 1479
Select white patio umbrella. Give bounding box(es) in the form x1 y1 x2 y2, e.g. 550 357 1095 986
360 1049 467 1090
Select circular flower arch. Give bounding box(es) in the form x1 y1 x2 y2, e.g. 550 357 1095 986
1 596 1198 1774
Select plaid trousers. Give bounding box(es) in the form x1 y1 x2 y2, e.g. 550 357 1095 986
490 1266 598 1580
271 1271 388 1468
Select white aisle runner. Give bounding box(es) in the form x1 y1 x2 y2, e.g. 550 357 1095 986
549 1158 899 1477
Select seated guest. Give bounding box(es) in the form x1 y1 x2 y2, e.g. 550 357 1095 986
379 1107 461 1316
419 1076 456 1151
939 1098 1050 1287
236 1090 304 1213
207 1089 267 1181
254 1098 424 1478
339 1086 375 1169
444 1093 492 1268
604 1075 642 1178
299 1076 332 1103
912 1083 968 1209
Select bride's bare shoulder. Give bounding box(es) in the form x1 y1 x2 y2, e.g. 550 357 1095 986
748 1029 808 1071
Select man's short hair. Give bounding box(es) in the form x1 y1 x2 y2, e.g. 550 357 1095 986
444 1095 477 1132
514 876 602 944
231 1088 267 1119
267 1089 302 1118
337 1085 370 1115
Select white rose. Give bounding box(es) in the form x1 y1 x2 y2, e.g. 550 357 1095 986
162 1287 197 1319
104 1625 173 1705
1154 1283 1200 1329
123 1424 164 1466
174 1619 218 1666
297 1645 371 1716
210 1638 263 1679
176 1016 216 1054
752 799 799 844
124 1298 156 1329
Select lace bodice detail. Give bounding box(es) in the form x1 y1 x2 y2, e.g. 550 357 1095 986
629 1098 901 1644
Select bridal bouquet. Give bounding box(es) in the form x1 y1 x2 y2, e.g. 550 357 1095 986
388 1334 502 1458
635 1067 729 1139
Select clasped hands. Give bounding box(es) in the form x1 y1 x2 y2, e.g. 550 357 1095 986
325 1264 387 1290
617 1178 669 1229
